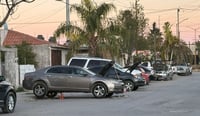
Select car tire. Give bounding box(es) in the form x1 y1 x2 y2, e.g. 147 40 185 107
2 91 16 113
46 91 57 98
33 81 48 99
124 80 134 92
92 83 107 98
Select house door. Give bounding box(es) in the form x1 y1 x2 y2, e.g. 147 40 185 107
51 50 61 66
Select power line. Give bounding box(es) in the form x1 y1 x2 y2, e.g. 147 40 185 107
9 21 63 25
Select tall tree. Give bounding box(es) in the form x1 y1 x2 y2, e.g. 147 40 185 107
116 0 147 65
54 0 115 59
161 22 193 64
16 41 37 66
147 22 163 61
172 40 193 64
96 19 122 59
0 0 35 27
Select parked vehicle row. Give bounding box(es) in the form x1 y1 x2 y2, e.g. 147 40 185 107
1 57 193 114
22 57 192 101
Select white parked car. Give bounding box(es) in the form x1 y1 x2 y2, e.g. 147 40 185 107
172 63 192 76
67 57 111 69
140 61 153 70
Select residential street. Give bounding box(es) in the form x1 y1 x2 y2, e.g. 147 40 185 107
2 72 200 116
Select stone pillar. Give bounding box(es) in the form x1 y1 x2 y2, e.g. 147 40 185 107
4 48 19 88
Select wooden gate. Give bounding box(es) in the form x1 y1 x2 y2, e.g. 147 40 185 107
51 50 61 66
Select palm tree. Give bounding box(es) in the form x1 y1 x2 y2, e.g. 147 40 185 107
161 22 193 64
97 20 122 59
54 0 115 58
162 22 177 61
172 40 193 64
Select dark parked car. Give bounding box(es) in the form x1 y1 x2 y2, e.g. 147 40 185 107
23 64 124 99
0 76 16 113
123 62 146 87
88 64 141 92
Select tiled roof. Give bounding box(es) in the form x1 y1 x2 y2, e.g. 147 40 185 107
3 30 50 46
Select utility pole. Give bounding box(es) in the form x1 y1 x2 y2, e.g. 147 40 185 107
153 23 157 61
56 0 70 25
56 0 70 44
66 0 70 25
176 8 180 39
187 26 200 65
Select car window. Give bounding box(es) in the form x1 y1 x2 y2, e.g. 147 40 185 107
47 67 62 73
71 67 91 76
107 67 118 75
69 59 87 67
87 60 109 68
142 62 148 67
47 67 73 74
89 67 102 74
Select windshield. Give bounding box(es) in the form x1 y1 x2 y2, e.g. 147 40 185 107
114 63 126 72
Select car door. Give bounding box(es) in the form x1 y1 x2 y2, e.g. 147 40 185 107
67 67 91 91
46 66 70 89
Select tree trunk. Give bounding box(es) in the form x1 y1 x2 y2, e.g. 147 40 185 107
88 37 98 57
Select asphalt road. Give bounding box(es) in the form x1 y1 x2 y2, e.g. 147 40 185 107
2 72 200 116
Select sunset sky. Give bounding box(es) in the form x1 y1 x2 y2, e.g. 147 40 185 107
1 0 200 44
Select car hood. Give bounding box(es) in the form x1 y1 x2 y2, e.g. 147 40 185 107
98 61 115 76
176 65 188 68
0 81 12 86
126 61 141 73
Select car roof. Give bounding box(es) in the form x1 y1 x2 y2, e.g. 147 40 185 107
67 56 112 68
68 56 112 61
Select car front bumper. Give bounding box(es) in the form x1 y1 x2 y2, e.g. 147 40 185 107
134 77 145 86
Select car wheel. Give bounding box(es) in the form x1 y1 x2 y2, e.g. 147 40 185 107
124 80 134 92
106 93 113 98
92 83 107 98
33 81 48 99
2 92 16 113
46 91 57 98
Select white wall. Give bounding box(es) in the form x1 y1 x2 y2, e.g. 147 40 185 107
19 65 35 85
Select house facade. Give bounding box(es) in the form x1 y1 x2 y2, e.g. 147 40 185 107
0 29 69 87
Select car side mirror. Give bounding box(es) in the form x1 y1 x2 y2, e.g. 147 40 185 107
0 75 5 82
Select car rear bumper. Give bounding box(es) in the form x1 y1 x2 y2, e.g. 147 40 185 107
176 70 187 74
108 83 125 93
22 80 32 90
